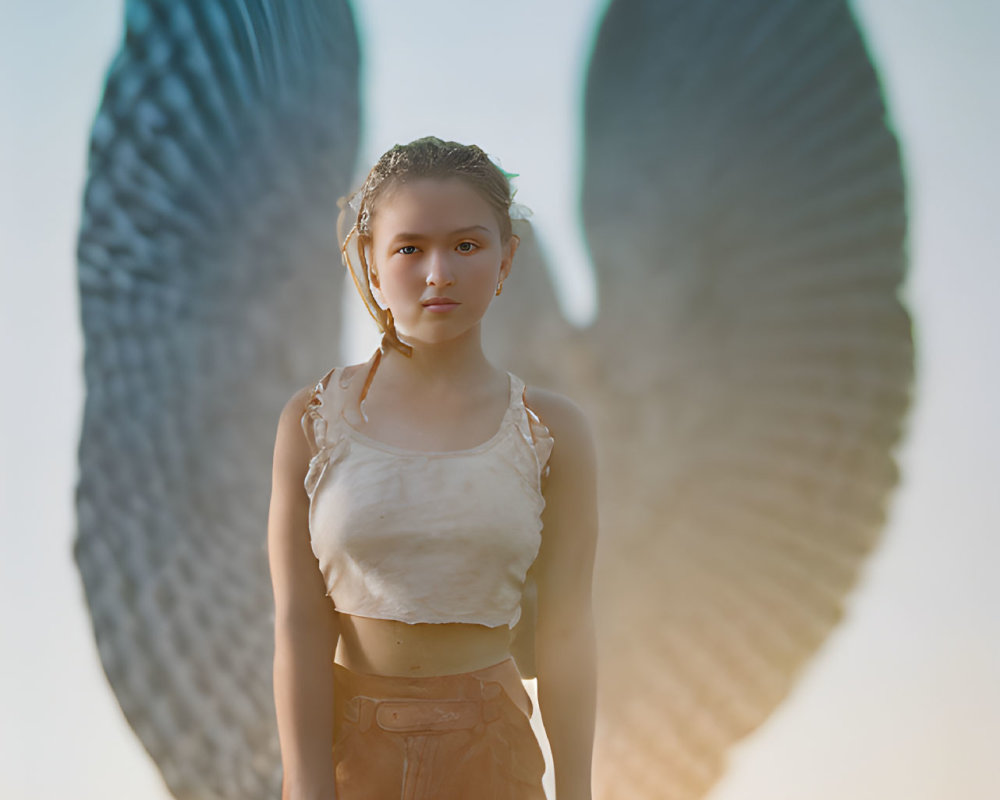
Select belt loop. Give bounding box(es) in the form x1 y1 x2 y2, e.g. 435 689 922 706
357 696 376 733
481 681 503 724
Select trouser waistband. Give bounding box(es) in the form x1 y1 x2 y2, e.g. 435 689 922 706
332 656 532 733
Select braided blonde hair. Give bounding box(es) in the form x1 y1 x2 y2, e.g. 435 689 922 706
337 136 521 358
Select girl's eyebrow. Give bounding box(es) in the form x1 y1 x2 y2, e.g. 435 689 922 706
389 225 492 243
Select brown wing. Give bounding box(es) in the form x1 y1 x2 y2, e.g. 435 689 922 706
496 0 915 797
580 1 913 796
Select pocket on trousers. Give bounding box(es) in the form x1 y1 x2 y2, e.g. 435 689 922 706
332 699 362 761
487 700 546 789
332 721 357 760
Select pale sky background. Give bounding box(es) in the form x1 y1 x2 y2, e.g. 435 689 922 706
1 1 998 799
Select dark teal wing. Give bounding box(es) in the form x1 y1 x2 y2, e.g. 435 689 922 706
74 2 359 797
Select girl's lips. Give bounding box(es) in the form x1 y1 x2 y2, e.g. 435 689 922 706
421 297 460 313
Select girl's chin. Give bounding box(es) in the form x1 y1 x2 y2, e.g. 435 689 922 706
393 325 480 347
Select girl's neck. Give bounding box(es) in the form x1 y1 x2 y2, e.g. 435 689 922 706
382 325 496 389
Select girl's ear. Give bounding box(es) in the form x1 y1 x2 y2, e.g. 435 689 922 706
371 285 389 311
364 242 375 279
368 260 389 310
500 234 520 282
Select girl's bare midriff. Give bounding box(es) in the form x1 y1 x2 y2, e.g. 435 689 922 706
334 611 514 677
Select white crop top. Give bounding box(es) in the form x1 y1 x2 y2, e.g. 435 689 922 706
300 354 554 628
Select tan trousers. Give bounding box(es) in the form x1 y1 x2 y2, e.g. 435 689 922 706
332 656 547 799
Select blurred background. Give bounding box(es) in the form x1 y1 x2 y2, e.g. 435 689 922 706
1 0 997 798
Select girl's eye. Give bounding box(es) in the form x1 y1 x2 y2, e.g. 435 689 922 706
396 242 477 255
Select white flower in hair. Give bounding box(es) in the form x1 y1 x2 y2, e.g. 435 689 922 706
347 187 363 215
509 201 533 221
487 152 533 222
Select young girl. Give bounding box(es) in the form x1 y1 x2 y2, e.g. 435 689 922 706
268 136 598 800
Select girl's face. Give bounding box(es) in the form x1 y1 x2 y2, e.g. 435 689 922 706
368 177 518 347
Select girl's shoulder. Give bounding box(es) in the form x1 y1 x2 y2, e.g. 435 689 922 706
521 383 595 455
300 353 378 403
522 382 587 422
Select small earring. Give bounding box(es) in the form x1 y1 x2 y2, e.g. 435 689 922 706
495 280 504 296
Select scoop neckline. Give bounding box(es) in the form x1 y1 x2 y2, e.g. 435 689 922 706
337 370 517 457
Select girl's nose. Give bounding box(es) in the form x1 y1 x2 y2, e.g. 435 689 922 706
425 250 456 286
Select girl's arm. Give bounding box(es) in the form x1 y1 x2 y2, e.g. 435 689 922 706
530 390 600 800
268 388 340 800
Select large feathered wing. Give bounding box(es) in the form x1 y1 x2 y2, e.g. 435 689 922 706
568 0 914 797
74 2 359 797
73 1 914 799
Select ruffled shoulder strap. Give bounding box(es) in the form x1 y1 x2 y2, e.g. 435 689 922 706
300 349 383 458
300 366 355 499
509 373 555 487
300 366 338 457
